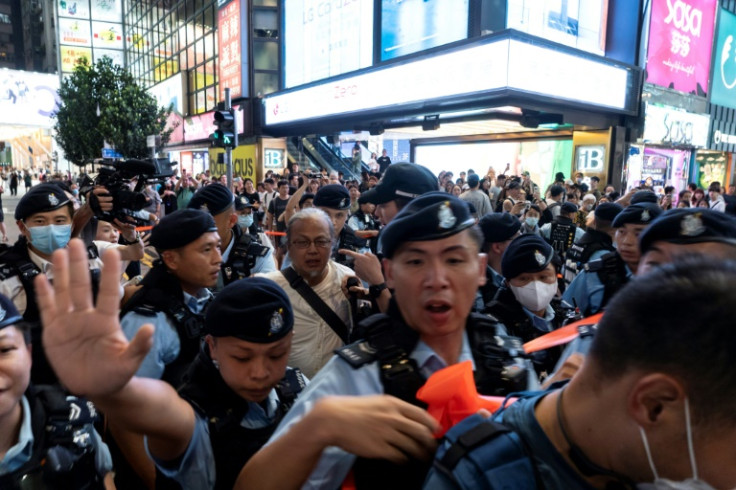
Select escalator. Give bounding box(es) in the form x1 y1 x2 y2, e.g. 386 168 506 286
286 136 367 180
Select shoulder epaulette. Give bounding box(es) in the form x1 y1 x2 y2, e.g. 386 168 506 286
131 305 158 317
334 340 378 369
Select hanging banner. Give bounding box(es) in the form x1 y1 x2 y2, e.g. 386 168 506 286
645 0 718 96
217 0 248 101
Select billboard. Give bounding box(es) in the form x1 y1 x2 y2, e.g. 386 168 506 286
0 70 60 127
57 0 125 74
218 0 248 100
710 8 736 110
284 0 373 88
645 0 718 96
381 0 469 61
506 0 608 56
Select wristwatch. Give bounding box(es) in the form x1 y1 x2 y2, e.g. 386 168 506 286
368 282 388 298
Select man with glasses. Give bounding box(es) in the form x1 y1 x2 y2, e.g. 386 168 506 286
257 208 356 378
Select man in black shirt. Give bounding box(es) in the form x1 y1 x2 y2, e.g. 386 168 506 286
267 179 290 233
376 149 391 174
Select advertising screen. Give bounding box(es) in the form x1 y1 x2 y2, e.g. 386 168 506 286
381 0 469 61
0 70 60 127
710 8 736 110
284 0 373 88
506 0 608 56
646 0 718 96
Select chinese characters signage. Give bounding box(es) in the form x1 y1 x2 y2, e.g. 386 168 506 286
217 0 249 101
645 0 718 96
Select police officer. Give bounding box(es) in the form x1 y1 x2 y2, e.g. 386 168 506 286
0 183 105 384
426 256 736 489
638 208 736 275
476 212 521 308
234 194 276 250
541 201 584 260
485 234 577 378
563 202 662 316
35 241 306 490
187 184 276 290
121 208 222 384
562 202 623 287
0 293 113 489
240 192 531 489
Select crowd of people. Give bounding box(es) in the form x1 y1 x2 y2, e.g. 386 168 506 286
0 154 735 490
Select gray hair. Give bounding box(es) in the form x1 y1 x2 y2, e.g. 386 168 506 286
286 207 335 243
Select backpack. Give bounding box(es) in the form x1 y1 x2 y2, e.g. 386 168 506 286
423 413 540 489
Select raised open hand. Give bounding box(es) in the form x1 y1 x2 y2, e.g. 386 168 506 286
36 239 154 397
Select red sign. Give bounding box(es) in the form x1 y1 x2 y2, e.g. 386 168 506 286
218 0 243 101
184 111 217 143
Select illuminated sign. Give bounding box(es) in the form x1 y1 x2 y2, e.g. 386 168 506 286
642 103 710 147
217 0 248 100
265 36 633 126
264 148 286 169
507 0 608 56
57 1 124 73
284 0 373 88
92 21 124 50
381 0 468 61
646 0 718 95
710 8 736 110
0 69 60 127
575 145 606 172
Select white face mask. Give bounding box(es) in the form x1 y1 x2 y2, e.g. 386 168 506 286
637 398 716 490
509 280 557 312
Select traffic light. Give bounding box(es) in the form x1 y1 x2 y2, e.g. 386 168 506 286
210 109 237 148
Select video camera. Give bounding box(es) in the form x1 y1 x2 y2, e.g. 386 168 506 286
79 157 177 226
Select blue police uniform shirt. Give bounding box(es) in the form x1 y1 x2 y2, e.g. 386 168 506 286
522 304 556 334
540 223 585 243
147 388 294 489
562 263 632 317
120 289 213 379
265 332 476 490
427 391 596 489
215 229 277 291
0 396 113 478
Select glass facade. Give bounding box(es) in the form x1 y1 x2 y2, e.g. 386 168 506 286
124 0 219 115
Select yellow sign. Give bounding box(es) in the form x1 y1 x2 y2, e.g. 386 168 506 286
60 46 92 73
208 145 256 180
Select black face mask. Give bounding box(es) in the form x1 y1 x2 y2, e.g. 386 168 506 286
556 388 637 490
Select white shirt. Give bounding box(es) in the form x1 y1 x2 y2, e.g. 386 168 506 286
257 261 354 378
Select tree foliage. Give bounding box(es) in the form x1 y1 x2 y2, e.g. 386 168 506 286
53 56 174 165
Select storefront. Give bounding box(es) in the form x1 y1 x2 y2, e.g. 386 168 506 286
624 101 711 198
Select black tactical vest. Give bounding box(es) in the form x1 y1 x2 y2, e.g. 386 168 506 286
221 225 269 286
0 385 104 490
563 229 615 286
121 264 210 387
336 303 529 489
548 217 577 257
155 347 306 490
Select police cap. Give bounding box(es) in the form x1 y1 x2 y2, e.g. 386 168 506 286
478 213 521 244
359 163 438 204
639 208 736 254
313 184 350 210
14 183 71 220
187 183 234 216
234 195 256 211
612 203 662 228
149 209 217 251
205 277 293 343
630 190 658 204
380 192 475 259
501 234 555 279
594 202 623 222
561 202 578 214
0 293 23 331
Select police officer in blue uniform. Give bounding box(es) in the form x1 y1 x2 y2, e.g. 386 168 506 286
562 202 623 287
236 192 531 489
35 241 306 490
476 212 521 309
0 293 113 489
484 234 576 379
563 202 662 317
312 184 368 268
187 184 276 290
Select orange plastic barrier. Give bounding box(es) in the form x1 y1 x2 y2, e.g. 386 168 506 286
523 313 603 354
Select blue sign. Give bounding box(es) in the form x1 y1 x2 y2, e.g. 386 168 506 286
711 8 736 110
102 148 123 159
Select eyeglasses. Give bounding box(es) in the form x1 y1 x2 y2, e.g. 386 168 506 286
290 238 332 249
